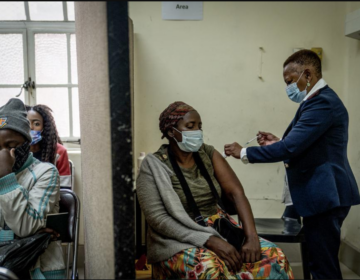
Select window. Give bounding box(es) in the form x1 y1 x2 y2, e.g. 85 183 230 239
0 2 79 141
0 1 75 21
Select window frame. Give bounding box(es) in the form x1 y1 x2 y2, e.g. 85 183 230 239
0 28 29 104
0 21 79 142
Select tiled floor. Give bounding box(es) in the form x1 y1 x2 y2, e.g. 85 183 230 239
79 260 360 279
289 261 360 279
274 241 360 279
341 263 360 279
78 267 85 279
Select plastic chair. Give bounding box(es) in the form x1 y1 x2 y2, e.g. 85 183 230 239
0 268 18 280
59 189 81 279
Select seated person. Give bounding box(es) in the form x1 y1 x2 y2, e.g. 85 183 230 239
136 101 294 279
0 98 66 279
26 104 71 188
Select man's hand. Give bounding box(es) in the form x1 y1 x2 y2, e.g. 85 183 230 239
241 234 261 263
256 131 280 146
37 228 60 241
205 236 243 273
0 148 16 178
224 142 243 159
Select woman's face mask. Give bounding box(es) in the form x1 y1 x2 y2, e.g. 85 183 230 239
285 71 308 103
173 127 203 153
30 130 42 146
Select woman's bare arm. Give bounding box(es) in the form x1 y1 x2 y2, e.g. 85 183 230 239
212 149 261 262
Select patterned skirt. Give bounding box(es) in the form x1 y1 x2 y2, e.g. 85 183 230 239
153 209 294 279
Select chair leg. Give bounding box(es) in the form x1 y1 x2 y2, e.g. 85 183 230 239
67 243 71 279
72 241 78 280
300 241 311 279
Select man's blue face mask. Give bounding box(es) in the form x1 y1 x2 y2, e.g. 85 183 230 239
285 71 308 103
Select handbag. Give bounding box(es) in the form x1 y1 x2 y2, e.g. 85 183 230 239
213 216 245 251
167 147 245 250
0 232 52 277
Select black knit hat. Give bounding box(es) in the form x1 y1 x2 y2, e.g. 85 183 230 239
0 98 31 142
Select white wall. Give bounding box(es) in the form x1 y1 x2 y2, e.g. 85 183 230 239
342 2 360 252
129 0 360 251
130 1 347 200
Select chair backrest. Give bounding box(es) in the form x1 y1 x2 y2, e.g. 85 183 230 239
59 189 80 242
68 160 75 190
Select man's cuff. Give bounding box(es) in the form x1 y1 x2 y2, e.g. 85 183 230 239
0 173 20 195
0 230 15 242
240 148 249 164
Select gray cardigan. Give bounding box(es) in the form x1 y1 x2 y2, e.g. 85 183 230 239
136 154 223 264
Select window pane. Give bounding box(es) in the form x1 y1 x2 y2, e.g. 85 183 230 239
67 2 75 21
29 2 64 21
36 88 69 137
72 87 80 137
35 34 68 84
0 88 24 107
70 34 78 84
0 2 26 21
0 34 24 84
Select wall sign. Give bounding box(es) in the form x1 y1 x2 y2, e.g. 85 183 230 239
162 2 203 21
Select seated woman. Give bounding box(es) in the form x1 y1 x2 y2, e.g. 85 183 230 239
26 104 72 188
136 101 294 279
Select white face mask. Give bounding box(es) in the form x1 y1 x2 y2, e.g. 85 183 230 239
173 127 203 152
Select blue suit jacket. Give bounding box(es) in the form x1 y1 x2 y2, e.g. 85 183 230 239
247 86 360 217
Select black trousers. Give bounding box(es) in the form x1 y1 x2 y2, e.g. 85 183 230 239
302 206 351 279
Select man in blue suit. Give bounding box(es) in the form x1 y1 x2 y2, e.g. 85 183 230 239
225 50 360 279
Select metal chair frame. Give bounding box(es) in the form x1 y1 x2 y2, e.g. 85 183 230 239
0 268 18 280
68 160 75 191
59 189 81 279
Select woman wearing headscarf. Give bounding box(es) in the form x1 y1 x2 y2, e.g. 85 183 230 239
136 101 294 279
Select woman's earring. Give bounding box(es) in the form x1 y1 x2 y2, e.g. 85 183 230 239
307 81 310 87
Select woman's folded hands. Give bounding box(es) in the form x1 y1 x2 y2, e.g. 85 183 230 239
205 233 261 273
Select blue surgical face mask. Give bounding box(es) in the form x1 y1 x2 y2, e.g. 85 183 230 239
285 71 308 103
30 130 42 146
173 127 203 153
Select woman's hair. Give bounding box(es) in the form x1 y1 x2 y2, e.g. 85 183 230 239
159 101 195 139
283 49 322 78
25 104 62 164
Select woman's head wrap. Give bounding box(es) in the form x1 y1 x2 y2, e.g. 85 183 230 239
159 101 195 139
